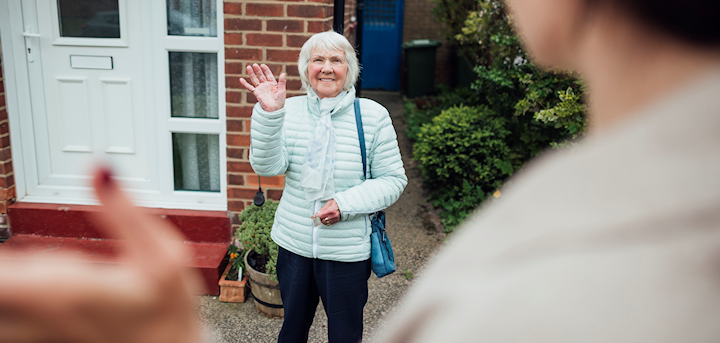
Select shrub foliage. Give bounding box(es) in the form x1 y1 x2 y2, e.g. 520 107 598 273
410 0 587 231
235 200 279 280
414 105 512 227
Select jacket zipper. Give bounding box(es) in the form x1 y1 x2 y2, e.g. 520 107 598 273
313 200 320 259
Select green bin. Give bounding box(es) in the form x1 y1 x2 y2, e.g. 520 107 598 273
402 39 442 98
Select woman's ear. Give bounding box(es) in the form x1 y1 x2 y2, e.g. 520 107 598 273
506 0 588 68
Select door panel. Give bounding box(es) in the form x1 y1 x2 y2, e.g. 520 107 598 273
56 77 92 153
27 0 156 195
361 0 404 91
101 78 136 154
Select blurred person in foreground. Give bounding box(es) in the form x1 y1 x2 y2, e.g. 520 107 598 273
240 30 406 343
374 0 720 342
0 167 203 343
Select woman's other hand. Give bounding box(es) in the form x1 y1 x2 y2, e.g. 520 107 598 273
240 63 286 112
313 199 341 226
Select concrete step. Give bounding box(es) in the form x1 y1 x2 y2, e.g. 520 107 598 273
0 234 229 295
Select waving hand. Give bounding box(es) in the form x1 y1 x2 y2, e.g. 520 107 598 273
240 63 287 112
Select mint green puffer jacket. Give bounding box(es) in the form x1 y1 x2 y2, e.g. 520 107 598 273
249 87 407 262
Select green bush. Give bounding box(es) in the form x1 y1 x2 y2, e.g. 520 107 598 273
235 200 279 280
405 0 588 232
472 63 584 160
404 86 477 142
414 105 512 229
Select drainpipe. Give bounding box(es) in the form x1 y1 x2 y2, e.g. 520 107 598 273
333 0 345 34
355 0 364 97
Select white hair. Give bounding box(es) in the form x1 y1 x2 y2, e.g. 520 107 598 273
298 31 360 92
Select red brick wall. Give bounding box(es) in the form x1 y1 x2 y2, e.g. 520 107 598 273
0 40 16 213
344 0 357 45
225 0 351 221
402 0 452 86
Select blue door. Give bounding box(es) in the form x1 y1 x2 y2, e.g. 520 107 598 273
361 0 404 91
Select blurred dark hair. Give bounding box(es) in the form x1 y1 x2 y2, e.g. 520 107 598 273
596 0 720 46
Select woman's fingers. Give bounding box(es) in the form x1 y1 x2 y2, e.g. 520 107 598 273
91 167 190 273
245 64 285 112
315 199 341 225
0 166 202 343
239 78 255 92
247 64 260 86
277 73 287 91
252 64 266 82
261 64 277 83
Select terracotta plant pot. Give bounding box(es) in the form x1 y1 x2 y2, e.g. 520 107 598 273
218 263 248 303
245 250 284 318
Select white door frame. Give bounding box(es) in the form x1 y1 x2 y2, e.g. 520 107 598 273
0 0 227 211
0 0 34 202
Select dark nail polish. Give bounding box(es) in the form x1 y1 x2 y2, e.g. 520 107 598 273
99 167 113 186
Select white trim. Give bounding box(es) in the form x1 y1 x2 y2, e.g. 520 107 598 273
217 0 227 211
168 118 222 134
0 0 31 200
26 0 53 185
165 36 221 53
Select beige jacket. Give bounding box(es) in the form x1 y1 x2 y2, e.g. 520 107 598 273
374 69 720 342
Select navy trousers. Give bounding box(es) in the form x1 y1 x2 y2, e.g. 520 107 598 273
276 246 371 343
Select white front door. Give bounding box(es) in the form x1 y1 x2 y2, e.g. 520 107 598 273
28 0 155 196
5 0 226 210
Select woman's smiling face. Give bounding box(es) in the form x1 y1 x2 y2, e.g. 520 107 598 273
308 49 348 99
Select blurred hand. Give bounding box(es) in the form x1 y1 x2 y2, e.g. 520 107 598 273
240 63 287 112
0 167 202 343
312 199 341 226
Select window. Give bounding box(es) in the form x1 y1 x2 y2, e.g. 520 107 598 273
57 0 121 38
167 0 217 37
159 0 225 202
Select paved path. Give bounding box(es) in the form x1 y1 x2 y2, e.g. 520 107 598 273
195 91 446 342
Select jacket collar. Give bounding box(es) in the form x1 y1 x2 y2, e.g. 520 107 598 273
306 86 357 119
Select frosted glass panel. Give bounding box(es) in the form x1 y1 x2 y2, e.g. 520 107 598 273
172 133 220 192
167 0 217 37
169 52 218 118
58 0 120 38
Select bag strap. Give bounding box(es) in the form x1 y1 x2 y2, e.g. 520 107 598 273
354 98 367 181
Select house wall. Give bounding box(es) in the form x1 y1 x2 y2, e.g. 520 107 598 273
224 0 355 226
402 0 452 86
0 39 16 214
0 2 356 217
344 0 357 46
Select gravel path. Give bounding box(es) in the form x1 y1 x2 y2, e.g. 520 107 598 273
195 90 446 343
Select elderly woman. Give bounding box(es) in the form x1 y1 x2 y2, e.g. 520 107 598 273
240 31 407 342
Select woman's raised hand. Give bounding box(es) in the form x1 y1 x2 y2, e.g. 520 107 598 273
240 63 286 112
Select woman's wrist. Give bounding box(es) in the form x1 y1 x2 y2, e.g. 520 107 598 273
254 102 285 117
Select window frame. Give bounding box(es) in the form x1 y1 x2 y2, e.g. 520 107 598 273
151 0 226 210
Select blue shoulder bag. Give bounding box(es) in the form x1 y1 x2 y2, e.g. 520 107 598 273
354 98 396 278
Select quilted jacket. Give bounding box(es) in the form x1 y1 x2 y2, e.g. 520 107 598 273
249 87 407 262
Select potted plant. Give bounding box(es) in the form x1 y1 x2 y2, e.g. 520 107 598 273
218 243 249 303
235 200 283 318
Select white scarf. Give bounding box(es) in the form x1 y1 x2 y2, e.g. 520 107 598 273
301 89 347 201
